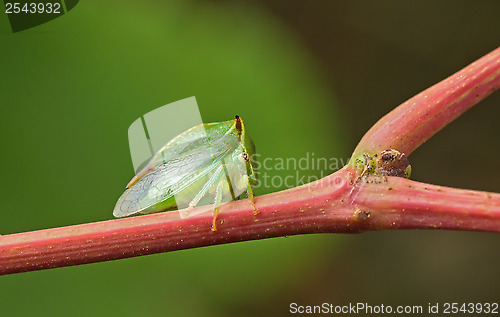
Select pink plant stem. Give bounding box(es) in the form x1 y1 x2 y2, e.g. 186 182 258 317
353 46 500 156
353 176 500 231
1 48 500 275
0 169 353 275
1 169 499 275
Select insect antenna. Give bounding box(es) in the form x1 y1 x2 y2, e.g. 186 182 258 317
234 115 243 137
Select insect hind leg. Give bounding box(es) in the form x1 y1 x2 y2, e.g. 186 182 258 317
244 174 259 215
180 165 224 219
211 180 224 232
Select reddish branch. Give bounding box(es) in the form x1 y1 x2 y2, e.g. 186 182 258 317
1 47 500 276
353 46 500 156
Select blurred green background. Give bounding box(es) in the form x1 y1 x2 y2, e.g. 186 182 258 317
0 1 499 316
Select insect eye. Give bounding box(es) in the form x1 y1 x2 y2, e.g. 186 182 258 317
240 152 249 162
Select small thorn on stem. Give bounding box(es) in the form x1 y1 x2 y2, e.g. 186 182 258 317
354 209 371 221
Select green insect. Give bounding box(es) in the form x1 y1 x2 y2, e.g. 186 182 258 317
113 115 258 231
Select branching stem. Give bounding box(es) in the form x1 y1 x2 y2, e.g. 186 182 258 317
1 47 499 276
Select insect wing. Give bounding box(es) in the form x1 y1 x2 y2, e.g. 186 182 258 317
113 132 241 217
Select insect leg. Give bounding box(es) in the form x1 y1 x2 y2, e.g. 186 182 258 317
179 165 225 218
211 180 224 232
244 174 259 215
